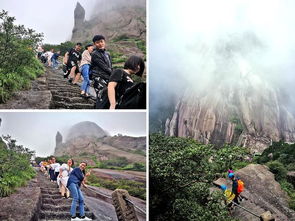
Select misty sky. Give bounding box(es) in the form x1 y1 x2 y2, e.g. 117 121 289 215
0 112 146 157
0 0 97 44
150 0 295 113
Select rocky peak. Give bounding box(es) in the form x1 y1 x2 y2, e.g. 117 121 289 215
74 2 85 27
55 131 63 147
71 1 146 43
66 121 108 141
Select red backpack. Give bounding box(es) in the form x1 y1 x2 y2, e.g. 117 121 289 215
237 179 244 193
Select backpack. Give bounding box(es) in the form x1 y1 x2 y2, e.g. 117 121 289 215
237 179 244 193
93 77 109 109
116 82 146 109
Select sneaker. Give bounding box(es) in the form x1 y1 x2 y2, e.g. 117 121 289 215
71 217 80 221
79 216 92 221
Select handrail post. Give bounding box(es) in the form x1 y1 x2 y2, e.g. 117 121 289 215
112 189 139 221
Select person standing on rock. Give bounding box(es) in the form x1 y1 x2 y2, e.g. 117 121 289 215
58 158 74 198
108 55 145 109
64 43 82 84
80 44 94 98
67 162 92 221
228 173 240 205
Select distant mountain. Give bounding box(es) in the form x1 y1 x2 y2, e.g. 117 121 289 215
71 1 146 58
65 121 108 141
54 121 146 164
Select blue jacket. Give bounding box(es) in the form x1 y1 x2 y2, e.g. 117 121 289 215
67 167 84 187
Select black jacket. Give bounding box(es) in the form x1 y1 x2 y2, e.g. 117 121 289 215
91 48 112 81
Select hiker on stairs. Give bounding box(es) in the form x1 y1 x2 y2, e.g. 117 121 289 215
63 43 82 84
80 43 94 98
67 162 92 221
108 55 146 109
57 158 74 198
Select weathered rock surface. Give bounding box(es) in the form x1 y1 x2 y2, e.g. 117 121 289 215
102 135 146 153
54 136 146 164
54 122 146 163
0 177 41 221
0 75 52 109
214 164 295 220
166 74 295 153
72 1 146 43
0 67 96 109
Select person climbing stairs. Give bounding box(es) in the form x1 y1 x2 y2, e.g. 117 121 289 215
37 169 96 221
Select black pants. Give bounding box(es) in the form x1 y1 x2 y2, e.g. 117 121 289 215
54 172 59 181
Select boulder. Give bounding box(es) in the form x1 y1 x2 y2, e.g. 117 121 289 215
214 164 295 220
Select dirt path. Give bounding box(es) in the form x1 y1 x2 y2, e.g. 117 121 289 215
0 67 95 109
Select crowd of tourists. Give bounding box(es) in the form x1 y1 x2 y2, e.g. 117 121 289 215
39 157 92 221
36 34 146 109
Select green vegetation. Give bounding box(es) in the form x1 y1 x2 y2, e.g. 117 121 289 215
43 41 75 55
87 174 146 200
150 134 248 221
0 136 36 197
256 141 295 210
93 157 146 172
229 115 244 135
0 10 44 103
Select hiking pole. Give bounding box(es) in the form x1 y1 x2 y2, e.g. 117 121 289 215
231 201 260 218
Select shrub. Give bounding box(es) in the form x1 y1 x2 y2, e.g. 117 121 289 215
0 136 36 197
266 161 287 181
0 10 44 103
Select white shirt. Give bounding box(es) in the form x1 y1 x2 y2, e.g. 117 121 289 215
51 163 60 172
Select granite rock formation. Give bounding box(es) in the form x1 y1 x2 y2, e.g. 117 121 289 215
71 1 146 43
165 33 295 153
213 164 295 220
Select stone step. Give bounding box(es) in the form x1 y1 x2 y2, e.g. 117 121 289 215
42 197 71 204
42 204 90 212
50 101 95 109
52 95 92 104
40 210 95 220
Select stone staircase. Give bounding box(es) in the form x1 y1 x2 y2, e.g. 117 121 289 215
37 171 96 221
46 67 95 109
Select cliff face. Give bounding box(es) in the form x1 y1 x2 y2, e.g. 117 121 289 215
165 33 295 153
71 1 146 43
165 76 295 153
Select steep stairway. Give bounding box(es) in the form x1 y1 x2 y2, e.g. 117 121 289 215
46 67 95 109
37 171 96 221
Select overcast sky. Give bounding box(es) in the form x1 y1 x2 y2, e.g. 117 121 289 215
0 0 97 44
0 112 146 157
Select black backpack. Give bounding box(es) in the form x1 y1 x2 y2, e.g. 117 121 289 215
94 77 110 109
116 82 146 109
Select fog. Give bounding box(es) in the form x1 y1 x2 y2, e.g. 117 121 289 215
0 0 97 44
150 0 295 115
0 112 146 157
